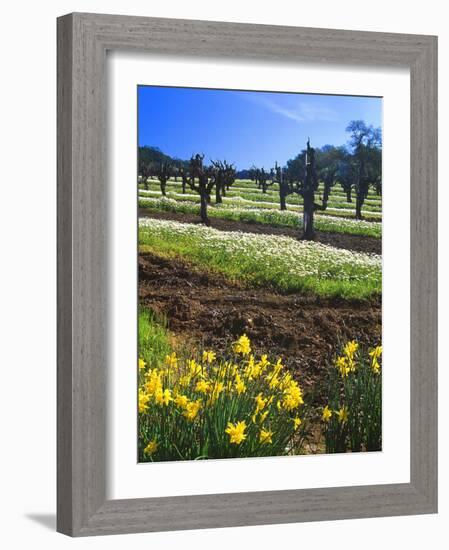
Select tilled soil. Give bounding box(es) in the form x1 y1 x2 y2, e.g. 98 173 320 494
139 208 381 255
139 252 382 396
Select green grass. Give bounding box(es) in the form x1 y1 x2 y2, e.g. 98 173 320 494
140 177 383 204
138 197 382 238
209 204 382 237
139 218 381 300
139 308 173 370
138 190 382 221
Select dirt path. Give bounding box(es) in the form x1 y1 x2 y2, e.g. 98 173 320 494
139 252 382 395
139 209 381 255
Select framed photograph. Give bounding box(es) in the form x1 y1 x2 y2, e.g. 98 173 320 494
57 12 437 536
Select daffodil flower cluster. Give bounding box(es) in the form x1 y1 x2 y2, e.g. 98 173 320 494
322 340 382 454
369 345 382 374
138 335 306 461
335 340 359 377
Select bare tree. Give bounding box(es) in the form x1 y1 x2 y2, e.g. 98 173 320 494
189 154 216 225
179 166 190 194
211 160 225 204
272 162 289 211
341 179 353 203
155 160 172 196
211 160 236 203
281 140 323 239
335 157 356 203
315 145 344 210
301 140 319 239
138 160 152 191
346 121 382 219
257 168 272 194
224 161 236 192
249 166 258 187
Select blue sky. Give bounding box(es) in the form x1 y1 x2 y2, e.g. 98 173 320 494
138 86 382 169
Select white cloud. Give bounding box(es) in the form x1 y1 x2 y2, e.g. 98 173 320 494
248 95 338 123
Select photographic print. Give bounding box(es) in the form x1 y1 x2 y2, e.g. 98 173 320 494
137 86 382 462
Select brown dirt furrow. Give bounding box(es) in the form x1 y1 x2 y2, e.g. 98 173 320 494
139 252 382 395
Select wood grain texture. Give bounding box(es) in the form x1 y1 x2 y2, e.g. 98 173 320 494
57 13 74 536
57 12 438 536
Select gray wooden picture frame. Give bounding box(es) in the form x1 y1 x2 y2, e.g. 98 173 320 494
57 12 438 537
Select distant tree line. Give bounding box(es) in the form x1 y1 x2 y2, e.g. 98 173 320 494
138 147 236 226
138 146 189 190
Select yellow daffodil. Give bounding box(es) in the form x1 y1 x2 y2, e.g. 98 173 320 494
343 340 358 359
253 409 269 423
336 356 350 378
155 388 172 406
282 380 303 411
183 399 201 421
255 393 267 414
369 345 382 360
322 405 332 422
268 375 280 389
293 416 302 429
187 359 202 377
179 374 191 387
138 357 146 370
143 439 158 456
162 388 173 406
209 382 224 404
225 421 247 444
144 370 162 396
280 372 293 390
244 355 259 379
234 374 247 395
174 393 189 409
274 358 284 371
233 334 251 356
195 379 211 394
347 357 356 372
165 352 178 369
138 390 150 413
202 350 216 364
337 406 349 424
260 428 273 444
228 363 238 377
369 346 382 374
